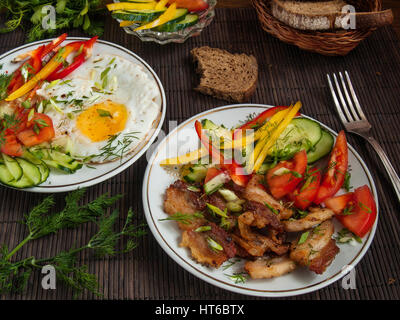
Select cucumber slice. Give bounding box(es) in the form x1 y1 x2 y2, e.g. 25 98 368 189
156 13 199 32
42 159 83 174
307 129 334 163
22 151 50 183
203 172 230 195
201 119 232 145
111 9 166 22
269 118 322 160
15 158 42 186
153 8 188 31
183 164 207 183
2 153 23 181
30 148 83 174
0 163 15 184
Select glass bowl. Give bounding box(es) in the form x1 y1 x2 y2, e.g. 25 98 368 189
112 0 217 44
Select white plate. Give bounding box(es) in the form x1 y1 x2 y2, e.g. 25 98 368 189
142 104 379 297
0 37 166 193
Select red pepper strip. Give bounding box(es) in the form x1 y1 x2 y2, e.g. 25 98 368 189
7 45 44 94
195 120 249 186
46 36 98 81
40 33 68 60
238 106 291 131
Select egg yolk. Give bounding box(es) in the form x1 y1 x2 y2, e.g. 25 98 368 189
76 101 128 142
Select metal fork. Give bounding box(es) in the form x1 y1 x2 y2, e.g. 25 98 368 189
327 71 400 202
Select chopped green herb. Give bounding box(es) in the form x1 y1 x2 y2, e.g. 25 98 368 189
96 108 112 118
298 231 310 245
158 212 203 225
194 226 211 232
207 237 223 252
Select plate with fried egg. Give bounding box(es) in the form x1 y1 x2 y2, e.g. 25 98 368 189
0 37 166 192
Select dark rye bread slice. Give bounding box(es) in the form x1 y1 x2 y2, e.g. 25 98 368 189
191 46 258 103
271 0 394 30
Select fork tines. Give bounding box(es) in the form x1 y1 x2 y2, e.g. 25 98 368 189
327 71 368 125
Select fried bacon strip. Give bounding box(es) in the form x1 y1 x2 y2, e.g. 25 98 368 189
243 175 293 220
290 220 339 274
163 180 206 230
283 207 335 232
244 255 296 279
180 222 236 268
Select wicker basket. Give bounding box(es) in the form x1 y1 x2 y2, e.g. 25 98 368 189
251 0 390 56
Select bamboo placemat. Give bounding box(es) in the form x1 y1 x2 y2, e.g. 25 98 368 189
0 8 399 300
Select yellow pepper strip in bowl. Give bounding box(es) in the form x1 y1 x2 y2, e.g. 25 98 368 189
120 20 137 27
6 45 76 101
252 101 302 173
106 2 157 11
155 0 169 10
135 2 177 31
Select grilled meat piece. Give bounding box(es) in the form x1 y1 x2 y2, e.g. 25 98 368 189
244 255 296 279
163 180 206 230
234 211 289 256
180 222 236 268
244 175 293 220
283 207 335 232
245 200 284 231
290 220 339 274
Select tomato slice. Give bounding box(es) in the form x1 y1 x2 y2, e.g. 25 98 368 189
266 150 307 199
168 0 209 12
1 135 23 157
204 167 222 184
335 185 377 238
314 130 348 204
324 192 354 214
17 113 55 147
289 167 321 210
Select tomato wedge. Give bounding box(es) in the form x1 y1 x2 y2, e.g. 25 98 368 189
204 167 222 184
195 120 249 186
325 192 354 214
289 167 321 210
334 185 377 238
266 150 307 199
168 0 209 12
0 135 23 157
314 130 348 204
17 113 55 147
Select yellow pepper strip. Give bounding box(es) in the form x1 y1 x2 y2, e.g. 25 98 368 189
6 45 76 101
252 101 302 173
155 0 169 10
106 2 157 11
120 20 137 27
253 104 293 141
135 2 177 31
160 147 208 166
251 108 292 161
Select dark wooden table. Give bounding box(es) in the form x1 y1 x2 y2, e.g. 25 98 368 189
217 0 400 38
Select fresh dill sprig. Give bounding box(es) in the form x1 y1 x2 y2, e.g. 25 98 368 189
95 132 140 162
0 189 146 297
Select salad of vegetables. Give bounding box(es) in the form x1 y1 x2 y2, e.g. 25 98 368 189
108 0 209 32
159 102 377 279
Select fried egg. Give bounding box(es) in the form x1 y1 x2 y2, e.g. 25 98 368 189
36 53 161 163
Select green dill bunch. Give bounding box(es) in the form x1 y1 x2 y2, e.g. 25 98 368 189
0 0 106 42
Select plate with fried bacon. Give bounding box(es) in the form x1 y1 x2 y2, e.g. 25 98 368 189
142 103 378 297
